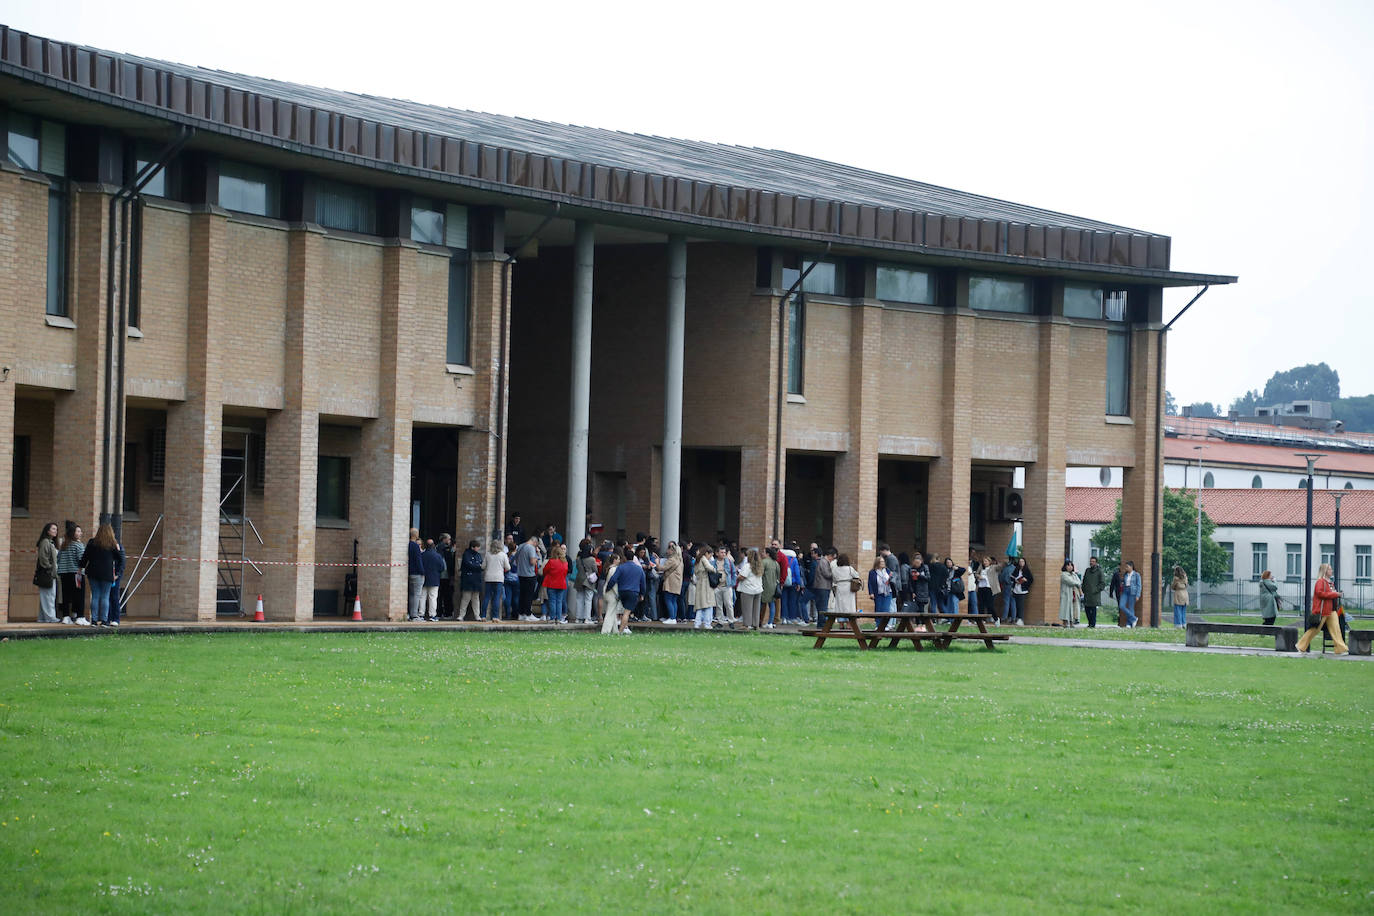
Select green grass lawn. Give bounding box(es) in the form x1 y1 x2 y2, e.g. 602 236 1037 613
1 632 1369 913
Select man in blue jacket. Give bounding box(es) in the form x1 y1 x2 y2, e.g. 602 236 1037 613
420 538 446 621
456 539 485 621
407 528 425 621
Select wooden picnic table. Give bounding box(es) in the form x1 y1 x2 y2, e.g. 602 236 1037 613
803 611 1008 651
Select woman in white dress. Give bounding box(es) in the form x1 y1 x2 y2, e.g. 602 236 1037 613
600 554 623 634
829 552 861 619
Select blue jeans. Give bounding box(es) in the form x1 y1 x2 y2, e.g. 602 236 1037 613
873 594 894 614
644 577 660 620
503 581 519 619
88 579 115 623
546 587 567 621
810 588 830 626
781 587 800 623
968 590 978 615
1173 603 1187 626
1121 592 1138 627
1008 593 1024 622
663 592 680 621
482 582 504 619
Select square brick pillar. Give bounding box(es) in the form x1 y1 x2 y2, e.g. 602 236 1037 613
1122 327 1164 626
355 243 416 620
162 210 228 620
53 186 112 533
833 303 882 576
259 228 325 621
454 254 508 546
1022 318 1071 624
739 445 776 549
927 309 975 563
0 379 13 622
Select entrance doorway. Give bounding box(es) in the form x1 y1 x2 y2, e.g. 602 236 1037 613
411 427 458 541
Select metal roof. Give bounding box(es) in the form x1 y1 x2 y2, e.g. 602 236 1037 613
0 25 1237 283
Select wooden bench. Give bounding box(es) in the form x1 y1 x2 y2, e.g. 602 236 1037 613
939 631 1012 650
1185 619 1299 652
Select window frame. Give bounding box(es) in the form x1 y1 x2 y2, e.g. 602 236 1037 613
1219 541 1234 581
11 434 30 515
316 455 351 524
1251 543 1268 581
1285 543 1303 582
969 273 1033 314
313 178 377 235
1355 545 1371 584
217 159 281 218
786 291 805 395
875 263 937 305
1106 328 1131 416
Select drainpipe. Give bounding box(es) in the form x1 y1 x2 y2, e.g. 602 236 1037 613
772 244 830 538
1153 284 1209 627
489 204 560 543
102 127 192 539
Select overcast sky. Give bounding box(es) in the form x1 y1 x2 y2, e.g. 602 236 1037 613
8 0 1371 406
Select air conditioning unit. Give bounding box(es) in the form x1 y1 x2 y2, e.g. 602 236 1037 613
992 486 1024 520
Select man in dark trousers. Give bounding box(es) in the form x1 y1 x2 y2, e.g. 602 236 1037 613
1080 555 1106 629
420 538 446 621
437 533 456 619
456 538 485 621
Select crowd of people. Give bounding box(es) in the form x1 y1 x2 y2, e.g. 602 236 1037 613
398 513 1168 633
32 520 128 627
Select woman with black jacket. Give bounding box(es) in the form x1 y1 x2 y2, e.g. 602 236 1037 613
1009 557 1034 625
80 523 125 627
909 553 931 613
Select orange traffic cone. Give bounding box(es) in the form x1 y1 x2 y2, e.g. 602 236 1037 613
253 595 265 622
351 596 363 621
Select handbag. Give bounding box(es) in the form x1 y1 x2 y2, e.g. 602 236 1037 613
33 560 53 589
707 570 722 588
849 576 862 593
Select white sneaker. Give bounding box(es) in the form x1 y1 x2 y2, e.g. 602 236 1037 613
663 619 675 625
77 617 91 626
621 627 632 635
1014 620 1024 627
61 616 72 625
108 620 119 627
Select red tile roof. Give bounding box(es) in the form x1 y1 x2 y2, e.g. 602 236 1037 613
1163 438 1374 476
1066 488 1374 528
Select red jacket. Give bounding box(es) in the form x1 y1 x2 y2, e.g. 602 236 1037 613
1313 577 1341 616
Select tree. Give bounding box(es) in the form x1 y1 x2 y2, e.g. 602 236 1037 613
1165 390 1178 415
1185 402 1219 418
1230 389 1261 415
1333 395 1374 433
1262 363 1341 403
1090 489 1231 585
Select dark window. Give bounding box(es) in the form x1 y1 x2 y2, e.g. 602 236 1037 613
220 449 245 520
147 428 166 484
969 492 987 545
969 274 1032 313
781 256 845 296
46 187 67 317
876 265 937 304
315 179 376 234
1219 542 1234 580
1203 471 1214 488
122 443 138 514
6 112 39 170
1065 284 1128 320
317 456 350 522
218 160 279 217
446 255 470 365
786 293 804 395
410 202 445 246
12 435 30 512
1106 329 1130 415
248 432 266 490
133 142 173 199
9 115 70 317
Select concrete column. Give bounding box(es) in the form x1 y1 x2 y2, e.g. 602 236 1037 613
454 253 509 544
260 226 324 621
659 235 686 545
1122 326 1164 626
926 309 975 560
565 221 594 544
833 302 882 578
162 209 228 620
355 243 416 620
1022 317 1072 624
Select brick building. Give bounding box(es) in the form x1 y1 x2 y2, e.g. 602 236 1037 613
0 25 1234 624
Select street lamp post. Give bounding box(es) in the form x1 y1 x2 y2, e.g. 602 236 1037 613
1296 454 1323 613
1332 491 1344 590
1193 445 1206 612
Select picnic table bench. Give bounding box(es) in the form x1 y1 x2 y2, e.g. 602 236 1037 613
1185 619 1299 652
804 611 1009 651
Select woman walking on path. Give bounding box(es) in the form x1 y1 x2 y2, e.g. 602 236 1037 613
690 545 718 629
35 522 60 623
1170 566 1190 627
57 522 89 626
1059 561 1082 628
80 523 124 627
829 553 861 619
1296 563 1348 654
737 548 764 629
1257 570 1279 626
542 543 570 623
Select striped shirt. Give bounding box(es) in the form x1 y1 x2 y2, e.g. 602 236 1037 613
56 540 85 574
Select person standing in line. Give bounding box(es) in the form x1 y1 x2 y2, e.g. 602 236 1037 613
927 553 949 614
542 543 570 624
1119 560 1140 628
456 539 484 622
1170 565 1190 628
984 556 1001 623
642 540 662 622
514 535 541 622
680 543 695 622
690 545 718 630
880 545 899 619
867 557 894 627
606 547 644 635
760 547 781 629
962 558 979 616
420 539 445 621
436 533 456 619
998 558 1017 623
406 528 425 621
909 552 931 616
976 557 995 625
713 545 738 627
1296 563 1348 654
56 521 89 626
506 513 526 546
942 557 967 615
1109 563 1124 612
481 540 510 621
658 542 683 624
829 552 861 619
1079 556 1106 629
1257 570 1279 626
811 546 835 629
599 552 624 634
1059 560 1082 628
503 544 520 620
1010 557 1033 625
737 548 763 630
572 539 599 625
35 522 60 624
80 523 124 627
